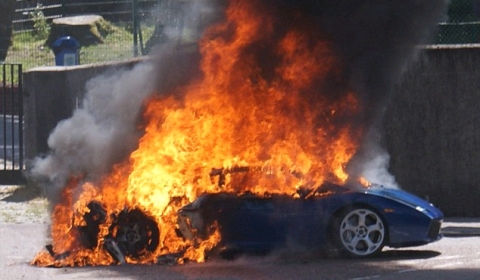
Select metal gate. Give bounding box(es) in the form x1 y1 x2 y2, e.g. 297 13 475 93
0 63 25 185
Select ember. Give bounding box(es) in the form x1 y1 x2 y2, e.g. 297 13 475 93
31 0 447 267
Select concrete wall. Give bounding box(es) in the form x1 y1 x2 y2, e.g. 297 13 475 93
23 50 200 162
23 59 143 161
386 46 480 216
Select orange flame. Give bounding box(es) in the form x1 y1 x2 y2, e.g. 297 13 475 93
33 0 365 266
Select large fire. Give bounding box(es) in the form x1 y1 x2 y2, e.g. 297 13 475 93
33 0 366 266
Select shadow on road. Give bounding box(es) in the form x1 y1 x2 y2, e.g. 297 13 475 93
378 249 441 260
38 250 474 280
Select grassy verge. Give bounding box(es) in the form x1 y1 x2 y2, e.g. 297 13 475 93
3 22 154 75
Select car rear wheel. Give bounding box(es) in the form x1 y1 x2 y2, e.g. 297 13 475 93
333 207 386 258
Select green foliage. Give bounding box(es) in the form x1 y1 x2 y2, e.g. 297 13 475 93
96 18 119 37
29 5 50 40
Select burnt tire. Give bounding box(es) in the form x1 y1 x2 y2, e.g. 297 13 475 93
108 209 160 259
79 201 106 249
332 207 386 258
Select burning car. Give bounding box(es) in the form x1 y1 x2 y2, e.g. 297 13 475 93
73 180 442 264
31 0 448 267
178 183 443 259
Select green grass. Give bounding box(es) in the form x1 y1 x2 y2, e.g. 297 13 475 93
4 23 154 71
5 32 53 70
80 24 154 64
1 22 154 85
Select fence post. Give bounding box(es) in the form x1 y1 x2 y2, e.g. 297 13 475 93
18 64 23 170
133 0 139 56
61 0 66 17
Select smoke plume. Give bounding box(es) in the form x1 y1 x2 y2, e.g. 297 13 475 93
31 62 155 197
29 3 210 199
324 0 448 186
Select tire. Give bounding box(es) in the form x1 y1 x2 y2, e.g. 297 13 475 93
108 209 160 260
79 201 106 249
332 207 386 258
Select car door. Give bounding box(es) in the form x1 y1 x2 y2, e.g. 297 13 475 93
216 196 286 251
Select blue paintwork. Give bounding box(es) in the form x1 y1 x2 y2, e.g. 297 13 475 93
181 184 443 254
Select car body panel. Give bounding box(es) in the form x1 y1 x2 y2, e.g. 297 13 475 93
178 184 443 255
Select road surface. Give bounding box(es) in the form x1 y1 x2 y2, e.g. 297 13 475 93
0 218 479 280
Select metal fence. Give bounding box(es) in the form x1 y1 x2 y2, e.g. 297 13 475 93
5 0 480 71
4 0 217 70
435 0 480 44
435 21 480 44
5 0 164 70
0 63 25 185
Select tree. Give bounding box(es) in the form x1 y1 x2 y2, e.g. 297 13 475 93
0 0 16 62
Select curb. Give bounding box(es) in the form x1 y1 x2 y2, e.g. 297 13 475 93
441 226 480 237
442 218 480 237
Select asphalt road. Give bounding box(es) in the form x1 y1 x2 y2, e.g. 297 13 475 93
1 218 479 280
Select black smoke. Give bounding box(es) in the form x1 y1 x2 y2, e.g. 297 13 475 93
318 0 448 185
227 0 447 120
257 0 448 186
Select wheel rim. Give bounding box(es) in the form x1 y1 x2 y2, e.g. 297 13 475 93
109 209 159 258
339 208 385 256
116 222 146 256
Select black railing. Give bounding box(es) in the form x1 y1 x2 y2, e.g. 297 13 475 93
0 63 25 184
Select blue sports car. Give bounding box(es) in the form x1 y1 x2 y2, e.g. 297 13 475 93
177 183 443 258
74 182 442 263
